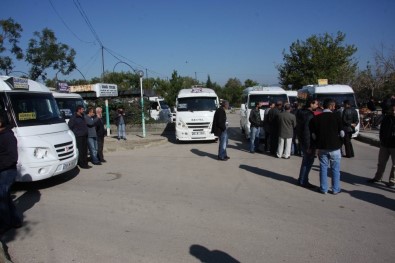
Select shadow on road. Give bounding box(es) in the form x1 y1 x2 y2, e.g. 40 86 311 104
12 167 79 191
191 148 218 160
342 189 395 212
189 244 240 263
239 164 298 185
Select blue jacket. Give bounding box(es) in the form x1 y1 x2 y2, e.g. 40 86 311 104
68 113 88 137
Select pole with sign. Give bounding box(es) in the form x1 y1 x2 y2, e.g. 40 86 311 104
137 70 146 138
105 99 111 136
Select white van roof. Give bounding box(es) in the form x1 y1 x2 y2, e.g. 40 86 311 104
0 76 50 92
301 84 354 94
52 91 83 99
243 86 286 95
177 87 218 98
285 90 297 97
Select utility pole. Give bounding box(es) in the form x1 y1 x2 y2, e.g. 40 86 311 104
101 46 105 82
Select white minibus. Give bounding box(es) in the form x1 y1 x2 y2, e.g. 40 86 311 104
297 84 360 137
240 86 289 139
175 86 219 141
0 76 78 182
52 91 86 123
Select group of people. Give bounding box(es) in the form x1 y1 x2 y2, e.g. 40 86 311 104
212 97 395 195
68 106 106 169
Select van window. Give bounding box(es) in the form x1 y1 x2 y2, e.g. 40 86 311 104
56 98 86 119
248 94 288 109
177 97 217 111
9 92 64 126
314 93 357 108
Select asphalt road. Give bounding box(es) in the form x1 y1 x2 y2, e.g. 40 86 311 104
2 113 394 263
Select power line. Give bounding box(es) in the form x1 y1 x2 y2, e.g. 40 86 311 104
72 0 104 47
48 0 95 44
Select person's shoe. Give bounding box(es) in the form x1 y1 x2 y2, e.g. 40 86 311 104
92 162 102 165
225 156 230 159
218 158 228 161
317 188 327 194
256 149 263 153
331 190 341 195
123 137 127 140
283 156 290 159
249 151 255 153
79 165 92 169
100 159 107 163
117 137 120 141
386 182 395 189
367 178 381 184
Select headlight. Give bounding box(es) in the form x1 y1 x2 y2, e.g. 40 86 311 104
34 148 48 159
177 120 186 128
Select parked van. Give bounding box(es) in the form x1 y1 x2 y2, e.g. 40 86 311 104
286 90 297 105
52 91 86 123
240 86 289 139
297 84 360 137
175 86 219 141
0 76 78 182
149 96 172 122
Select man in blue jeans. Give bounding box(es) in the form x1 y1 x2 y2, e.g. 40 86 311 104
249 102 263 153
212 100 229 161
0 116 22 235
310 98 344 194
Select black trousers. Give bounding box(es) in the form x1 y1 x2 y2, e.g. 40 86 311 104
97 136 105 161
76 135 88 167
343 132 354 157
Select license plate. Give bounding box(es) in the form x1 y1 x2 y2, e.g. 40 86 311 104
192 131 204 135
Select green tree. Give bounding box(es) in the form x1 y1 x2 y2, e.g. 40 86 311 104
244 79 258 88
278 32 358 89
223 78 243 106
206 75 213 89
0 18 23 74
26 28 76 81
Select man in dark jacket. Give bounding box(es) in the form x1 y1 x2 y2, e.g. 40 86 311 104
249 102 263 153
310 98 344 194
0 116 22 235
95 107 106 163
268 101 283 155
212 100 229 161
341 100 359 158
367 103 395 188
68 105 90 169
296 98 319 188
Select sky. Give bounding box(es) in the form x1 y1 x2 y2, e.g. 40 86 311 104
1 0 395 86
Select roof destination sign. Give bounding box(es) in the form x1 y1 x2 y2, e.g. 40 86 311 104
69 83 118 97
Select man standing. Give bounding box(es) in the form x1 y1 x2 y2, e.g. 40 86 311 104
249 102 263 153
367 103 395 188
85 107 101 165
68 105 90 169
296 98 319 188
0 116 22 235
212 100 229 161
310 98 344 195
268 101 283 155
115 108 127 140
341 100 359 158
276 103 296 159
95 107 106 163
